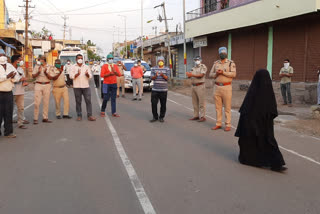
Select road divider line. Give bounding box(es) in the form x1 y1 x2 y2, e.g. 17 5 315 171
95 89 156 214
167 98 320 166
13 102 34 118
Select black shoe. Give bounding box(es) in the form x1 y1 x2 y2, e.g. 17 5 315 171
159 118 164 123
63 115 72 119
271 166 288 172
138 98 142 101
150 118 158 123
56 116 62 119
132 98 137 101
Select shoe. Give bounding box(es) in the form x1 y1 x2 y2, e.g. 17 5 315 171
77 117 82 121
189 117 199 121
198 117 206 122
211 126 222 130
122 95 125 98
112 113 120 118
138 98 142 101
132 98 137 101
150 118 158 123
271 166 288 172
63 115 72 119
42 119 53 123
88 116 96 121
18 125 28 129
282 103 287 105
224 127 231 132
5 134 16 138
33 120 39 125
117 95 120 98
100 112 106 117
56 115 62 119
23 120 30 124
159 118 164 123
288 104 293 107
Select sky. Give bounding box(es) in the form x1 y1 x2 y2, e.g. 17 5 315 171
6 0 200 56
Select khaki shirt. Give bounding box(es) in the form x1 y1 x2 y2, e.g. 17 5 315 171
50 67 66 87
118 65 125 76
33 64 51 83
209 59 236 84
191 64 207 84
280 66 293 84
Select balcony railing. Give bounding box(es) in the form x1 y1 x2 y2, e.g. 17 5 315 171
187 2 219 21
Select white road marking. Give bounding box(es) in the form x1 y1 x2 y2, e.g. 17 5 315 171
95 89 156 214
13 102 34 118
167 98 320 166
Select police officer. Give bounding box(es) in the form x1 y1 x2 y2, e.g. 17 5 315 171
186 56 207 122
32 56 53 124
209 47 236 132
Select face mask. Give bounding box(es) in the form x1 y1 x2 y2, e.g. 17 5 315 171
37 61 41 65
19 61 24 66
219 53 227 60
284 63 290 69
134 64 138 67
67 61 70 64
195 60 201 65
55 64 61 69
158 61 164 67
0 56 7 65
77 59 83 64
108 60 113 64
118 64 121 66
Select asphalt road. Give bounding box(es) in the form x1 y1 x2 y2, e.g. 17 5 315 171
0 82 320 214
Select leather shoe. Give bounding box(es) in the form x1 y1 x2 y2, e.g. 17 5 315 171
122 95 125 98
63 115 72 119
150 118 158 123
23 120 30 124
198 117 206 122
33 120 38 125
189 117 199 121
88 116 96 121
42 119 53 123
159 118 164 123
18 125 28 129
56 115 62 119
224 127 231 132
112 113 120 118
211 126 222 130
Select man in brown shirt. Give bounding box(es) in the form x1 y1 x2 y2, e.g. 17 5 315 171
50 59 72 119
186 56 207 122
32 56 53 124
209 47 236 132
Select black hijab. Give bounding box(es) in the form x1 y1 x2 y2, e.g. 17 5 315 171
239 69 278 119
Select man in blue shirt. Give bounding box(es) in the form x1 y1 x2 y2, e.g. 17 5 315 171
150 57 170 123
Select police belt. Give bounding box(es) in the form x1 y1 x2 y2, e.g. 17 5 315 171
192 82 204 86
53 85 66 88
36 81 50 85
215 82 232 86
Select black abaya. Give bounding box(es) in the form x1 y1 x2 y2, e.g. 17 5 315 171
235 69 285 169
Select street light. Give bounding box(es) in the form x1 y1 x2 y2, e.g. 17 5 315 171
118 15 127 59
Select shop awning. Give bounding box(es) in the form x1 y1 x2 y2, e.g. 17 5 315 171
0 39 16 50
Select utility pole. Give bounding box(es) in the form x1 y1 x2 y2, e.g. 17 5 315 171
62 15 69 48
19 0 35 73
183 0 187 78
118 15 127 59
69 27 72 40
141 0 144 60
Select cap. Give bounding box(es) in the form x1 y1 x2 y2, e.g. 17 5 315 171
219 47 227 54
107 54 114 59
157 56 165 62
193 56 202 61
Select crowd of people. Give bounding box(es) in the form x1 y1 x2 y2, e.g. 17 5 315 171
3 44 320 173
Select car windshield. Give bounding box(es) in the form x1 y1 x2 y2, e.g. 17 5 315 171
60 56 77 65
124 63 150 71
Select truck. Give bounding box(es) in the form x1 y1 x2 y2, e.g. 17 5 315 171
59 47 88 65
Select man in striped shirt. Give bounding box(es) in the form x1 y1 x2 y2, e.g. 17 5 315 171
150 57 170 123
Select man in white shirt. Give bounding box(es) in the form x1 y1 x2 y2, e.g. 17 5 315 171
91 61 101 88
11 55 29 129
69 54 96 121
0 49 19 138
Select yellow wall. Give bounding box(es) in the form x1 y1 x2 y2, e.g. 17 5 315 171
186 0 320 38
0 0 5 29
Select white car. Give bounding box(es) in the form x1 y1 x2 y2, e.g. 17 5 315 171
123 60 154 91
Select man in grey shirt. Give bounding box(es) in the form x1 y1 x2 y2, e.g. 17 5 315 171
279 59 294 107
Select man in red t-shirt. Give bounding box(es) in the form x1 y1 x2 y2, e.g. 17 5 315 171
131 61 143 101
100 54 121 117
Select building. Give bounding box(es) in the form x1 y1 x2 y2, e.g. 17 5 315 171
186 0 320 82
87 45 97 54
55 39 82 51
0 0 9 29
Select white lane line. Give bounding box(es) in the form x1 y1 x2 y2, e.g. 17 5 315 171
13 102 34 118
167 98 320 166
94 89 156 214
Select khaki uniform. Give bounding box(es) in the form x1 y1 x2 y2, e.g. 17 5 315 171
191 64 207 118
32 64 52 121
50 67 70 116
209 59 236 127
117 65 125 96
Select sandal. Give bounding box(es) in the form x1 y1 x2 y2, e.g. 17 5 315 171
100 112 106 117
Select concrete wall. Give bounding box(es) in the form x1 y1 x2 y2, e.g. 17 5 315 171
186 0 320 38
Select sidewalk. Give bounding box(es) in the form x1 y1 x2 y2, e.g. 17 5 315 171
171 83 320 138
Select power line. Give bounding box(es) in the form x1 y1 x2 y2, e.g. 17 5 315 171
63 0 116 13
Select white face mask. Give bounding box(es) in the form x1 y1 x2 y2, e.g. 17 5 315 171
134 64 138 67
0 56 7 65
77 59 83 64
37 61 41 65
108 60 113 64
195 60 201 65
19 61 24 66
67 61 70 64
284 63 290 69
118 64 121 66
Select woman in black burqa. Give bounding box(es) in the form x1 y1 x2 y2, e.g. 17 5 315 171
235 69 287 172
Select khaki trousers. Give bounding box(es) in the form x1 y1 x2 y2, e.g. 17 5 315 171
192 84 206 118
136 78 144 94
214 85 232 127
117 76 125 96
52 87 70 116
34 84 51 120
14 94 25 126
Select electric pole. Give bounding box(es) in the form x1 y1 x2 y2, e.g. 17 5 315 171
19 0 35 72
62 15 69 48
141 0 144 60
183 0 187 78
118 15 127 59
